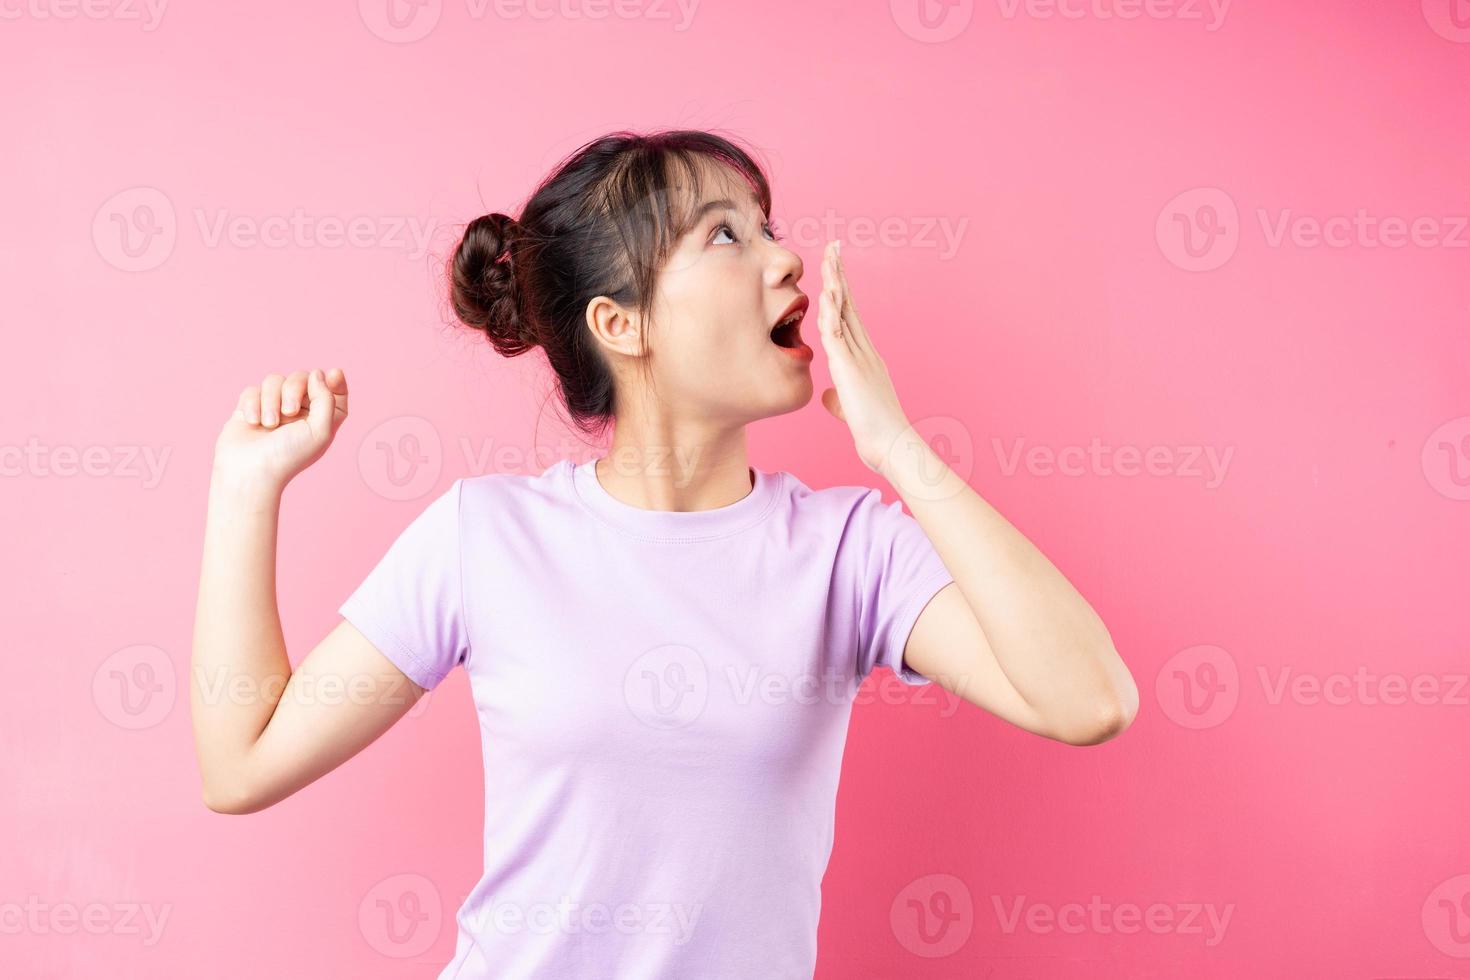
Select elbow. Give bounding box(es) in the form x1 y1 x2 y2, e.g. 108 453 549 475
1062 698 1134 746
202 779 261 816
1058 671 1140 747
197 744 268 814
1078 637 1140 745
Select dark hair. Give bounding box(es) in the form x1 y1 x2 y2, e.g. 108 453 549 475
447 129 773 438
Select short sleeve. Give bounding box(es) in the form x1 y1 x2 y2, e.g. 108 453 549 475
338 479 468 691
851 488 956 686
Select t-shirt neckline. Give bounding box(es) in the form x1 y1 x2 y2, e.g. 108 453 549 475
568 455 782 541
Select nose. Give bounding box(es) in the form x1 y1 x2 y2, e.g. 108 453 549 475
764 237 803 290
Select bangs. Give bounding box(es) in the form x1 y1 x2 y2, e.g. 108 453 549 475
598 139 773 298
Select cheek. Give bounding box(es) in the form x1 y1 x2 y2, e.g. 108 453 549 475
688 321 748 367
654 267 764 368
656 320 759 396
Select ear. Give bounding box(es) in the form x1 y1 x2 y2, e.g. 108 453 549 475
585 295 644 359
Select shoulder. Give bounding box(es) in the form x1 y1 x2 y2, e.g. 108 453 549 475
781 468 885 512
774 469 894 539
458 458 581 521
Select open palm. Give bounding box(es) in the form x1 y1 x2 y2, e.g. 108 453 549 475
814 240 914 475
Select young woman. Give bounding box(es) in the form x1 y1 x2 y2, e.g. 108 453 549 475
192 129 1138 978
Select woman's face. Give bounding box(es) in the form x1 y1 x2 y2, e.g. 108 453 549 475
634 164 815 428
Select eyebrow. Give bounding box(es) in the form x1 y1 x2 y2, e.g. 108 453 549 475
691 196 763 224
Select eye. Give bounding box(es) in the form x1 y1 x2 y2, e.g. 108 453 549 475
710 220 783 245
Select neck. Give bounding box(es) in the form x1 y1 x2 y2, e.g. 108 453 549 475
594 421 753 513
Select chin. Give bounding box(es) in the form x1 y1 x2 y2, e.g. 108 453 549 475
757 373 814 420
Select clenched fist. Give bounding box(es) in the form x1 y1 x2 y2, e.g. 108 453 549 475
214 367 350 489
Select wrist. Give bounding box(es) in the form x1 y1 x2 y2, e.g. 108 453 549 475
876 425 966 503
866 418 920 478
209 464 285 510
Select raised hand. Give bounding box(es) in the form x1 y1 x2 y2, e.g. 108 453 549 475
814 240 914 475
214 368 350 489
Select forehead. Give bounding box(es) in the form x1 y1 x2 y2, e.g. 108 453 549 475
673 157 763 218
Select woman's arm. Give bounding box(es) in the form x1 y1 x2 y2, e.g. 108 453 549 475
883 430 1138 745
813 240 1138 745
191 467 290 810
192 463 425 813
191 368 425 813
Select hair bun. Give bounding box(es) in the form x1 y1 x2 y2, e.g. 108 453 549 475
450 212 537 355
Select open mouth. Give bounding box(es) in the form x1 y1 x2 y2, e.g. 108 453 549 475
769 296 810 349
770 313 803 348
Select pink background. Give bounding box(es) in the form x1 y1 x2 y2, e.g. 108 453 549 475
4 0 1469 976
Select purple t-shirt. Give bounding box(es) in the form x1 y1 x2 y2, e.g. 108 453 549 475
339 456 955 978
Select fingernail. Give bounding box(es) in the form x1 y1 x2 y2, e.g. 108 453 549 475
835 239 842 255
